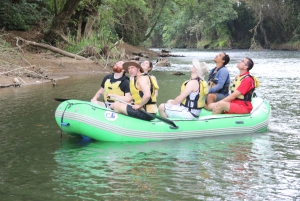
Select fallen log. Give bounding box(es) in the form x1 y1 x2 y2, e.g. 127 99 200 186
16 37 88 60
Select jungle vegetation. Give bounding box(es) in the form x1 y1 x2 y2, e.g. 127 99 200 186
1 0 299 51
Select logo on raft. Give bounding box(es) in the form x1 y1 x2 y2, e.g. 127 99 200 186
104 111 118 121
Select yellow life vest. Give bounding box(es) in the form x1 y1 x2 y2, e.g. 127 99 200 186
146 73 159 100
181 78 209 109
130 74 157 113
231 74 260 100
103 75 127 102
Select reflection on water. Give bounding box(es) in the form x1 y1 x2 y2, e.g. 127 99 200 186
52 134 299 200
1 50 300 200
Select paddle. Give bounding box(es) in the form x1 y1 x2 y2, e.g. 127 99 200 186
54 98 76 102
110 97 178 129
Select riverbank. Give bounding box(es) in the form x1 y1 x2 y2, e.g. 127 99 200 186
0 32 159 88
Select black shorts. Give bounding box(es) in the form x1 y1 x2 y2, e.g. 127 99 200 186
126 105 155 121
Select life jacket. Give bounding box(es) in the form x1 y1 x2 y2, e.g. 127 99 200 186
208 66 230 93
231 74 260 101
144 73 159 98
103 74 128 102
130 73 157 113
181 78 209 111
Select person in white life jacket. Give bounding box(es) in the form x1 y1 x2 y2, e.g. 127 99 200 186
141 60 159 98
158 58 209 119
91 61 132 108
208 57 259 114
113 60 158 121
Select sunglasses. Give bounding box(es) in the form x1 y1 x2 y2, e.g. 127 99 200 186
241 60 248 66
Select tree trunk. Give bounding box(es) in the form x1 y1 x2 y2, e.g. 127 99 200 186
54 0 57 16
44 0 81 44
83 16 96 39
143 0 167 41
76 10 83 42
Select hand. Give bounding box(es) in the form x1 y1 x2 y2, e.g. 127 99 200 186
91 98 97 102
106 93 114 99
109 103 115 110
167 99 174 104
132 104 142 110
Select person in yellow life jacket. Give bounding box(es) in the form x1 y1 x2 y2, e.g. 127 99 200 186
158 58 209 119
141 60 159 98
113 61 158 121
91 61 132 108
208 57 258 114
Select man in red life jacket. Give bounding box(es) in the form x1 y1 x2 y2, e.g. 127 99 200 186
208 57 256 114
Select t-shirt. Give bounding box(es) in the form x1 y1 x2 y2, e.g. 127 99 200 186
208 66 230 95
101 74 130 93
231 72 255 111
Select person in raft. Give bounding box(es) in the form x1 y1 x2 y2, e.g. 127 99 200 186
140 60 159 98
204 52 230 110
208 57 260 114
113 61 158 121
91 61 132 108
158 58 209 119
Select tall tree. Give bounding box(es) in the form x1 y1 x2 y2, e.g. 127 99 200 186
44 0 82 44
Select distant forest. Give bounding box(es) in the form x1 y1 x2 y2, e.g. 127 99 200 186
1 0 299 50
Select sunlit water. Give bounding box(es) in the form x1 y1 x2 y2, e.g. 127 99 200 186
0 49 299 200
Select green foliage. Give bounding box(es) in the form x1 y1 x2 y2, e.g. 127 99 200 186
66 33 100 53
149 0 237 48
0 1 51 31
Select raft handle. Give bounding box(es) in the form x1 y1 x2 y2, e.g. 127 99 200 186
61 122 70 126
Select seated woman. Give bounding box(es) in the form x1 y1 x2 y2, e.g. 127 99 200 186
158 59 209 119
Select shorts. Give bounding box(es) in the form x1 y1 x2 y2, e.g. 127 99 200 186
164 104 200 119
126 105 155 121
215 93 227 102
227 102 252 114
205 93 227 103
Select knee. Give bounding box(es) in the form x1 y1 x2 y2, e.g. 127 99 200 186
113 102 121 112
207 93 215 100
206 93 216 104
158 103 165 111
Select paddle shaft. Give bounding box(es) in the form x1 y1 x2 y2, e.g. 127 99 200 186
110 97 178 128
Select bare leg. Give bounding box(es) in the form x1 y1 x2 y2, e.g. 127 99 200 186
212 101 230 114
113 102 128 115
158 103 168 118
204 93 217 110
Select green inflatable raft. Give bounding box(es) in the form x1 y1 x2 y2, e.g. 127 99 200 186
54 97 271 142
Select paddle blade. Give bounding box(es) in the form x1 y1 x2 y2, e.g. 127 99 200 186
54 98 70 102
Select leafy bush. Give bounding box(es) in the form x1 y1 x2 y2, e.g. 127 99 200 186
0 1 51 31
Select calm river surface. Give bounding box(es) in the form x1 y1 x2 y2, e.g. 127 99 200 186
0 49 299 200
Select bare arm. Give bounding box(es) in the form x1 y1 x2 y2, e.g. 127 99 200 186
107 92 132 103
91 87 104 102
132 76 151 110
220 90 242 102
153 76 159 98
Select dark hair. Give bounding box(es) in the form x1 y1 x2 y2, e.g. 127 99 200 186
245 57 254 71
149 61 153 68
222 52 230 66
145 60 153 72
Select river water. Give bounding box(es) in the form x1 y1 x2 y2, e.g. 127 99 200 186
0 49 299 200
